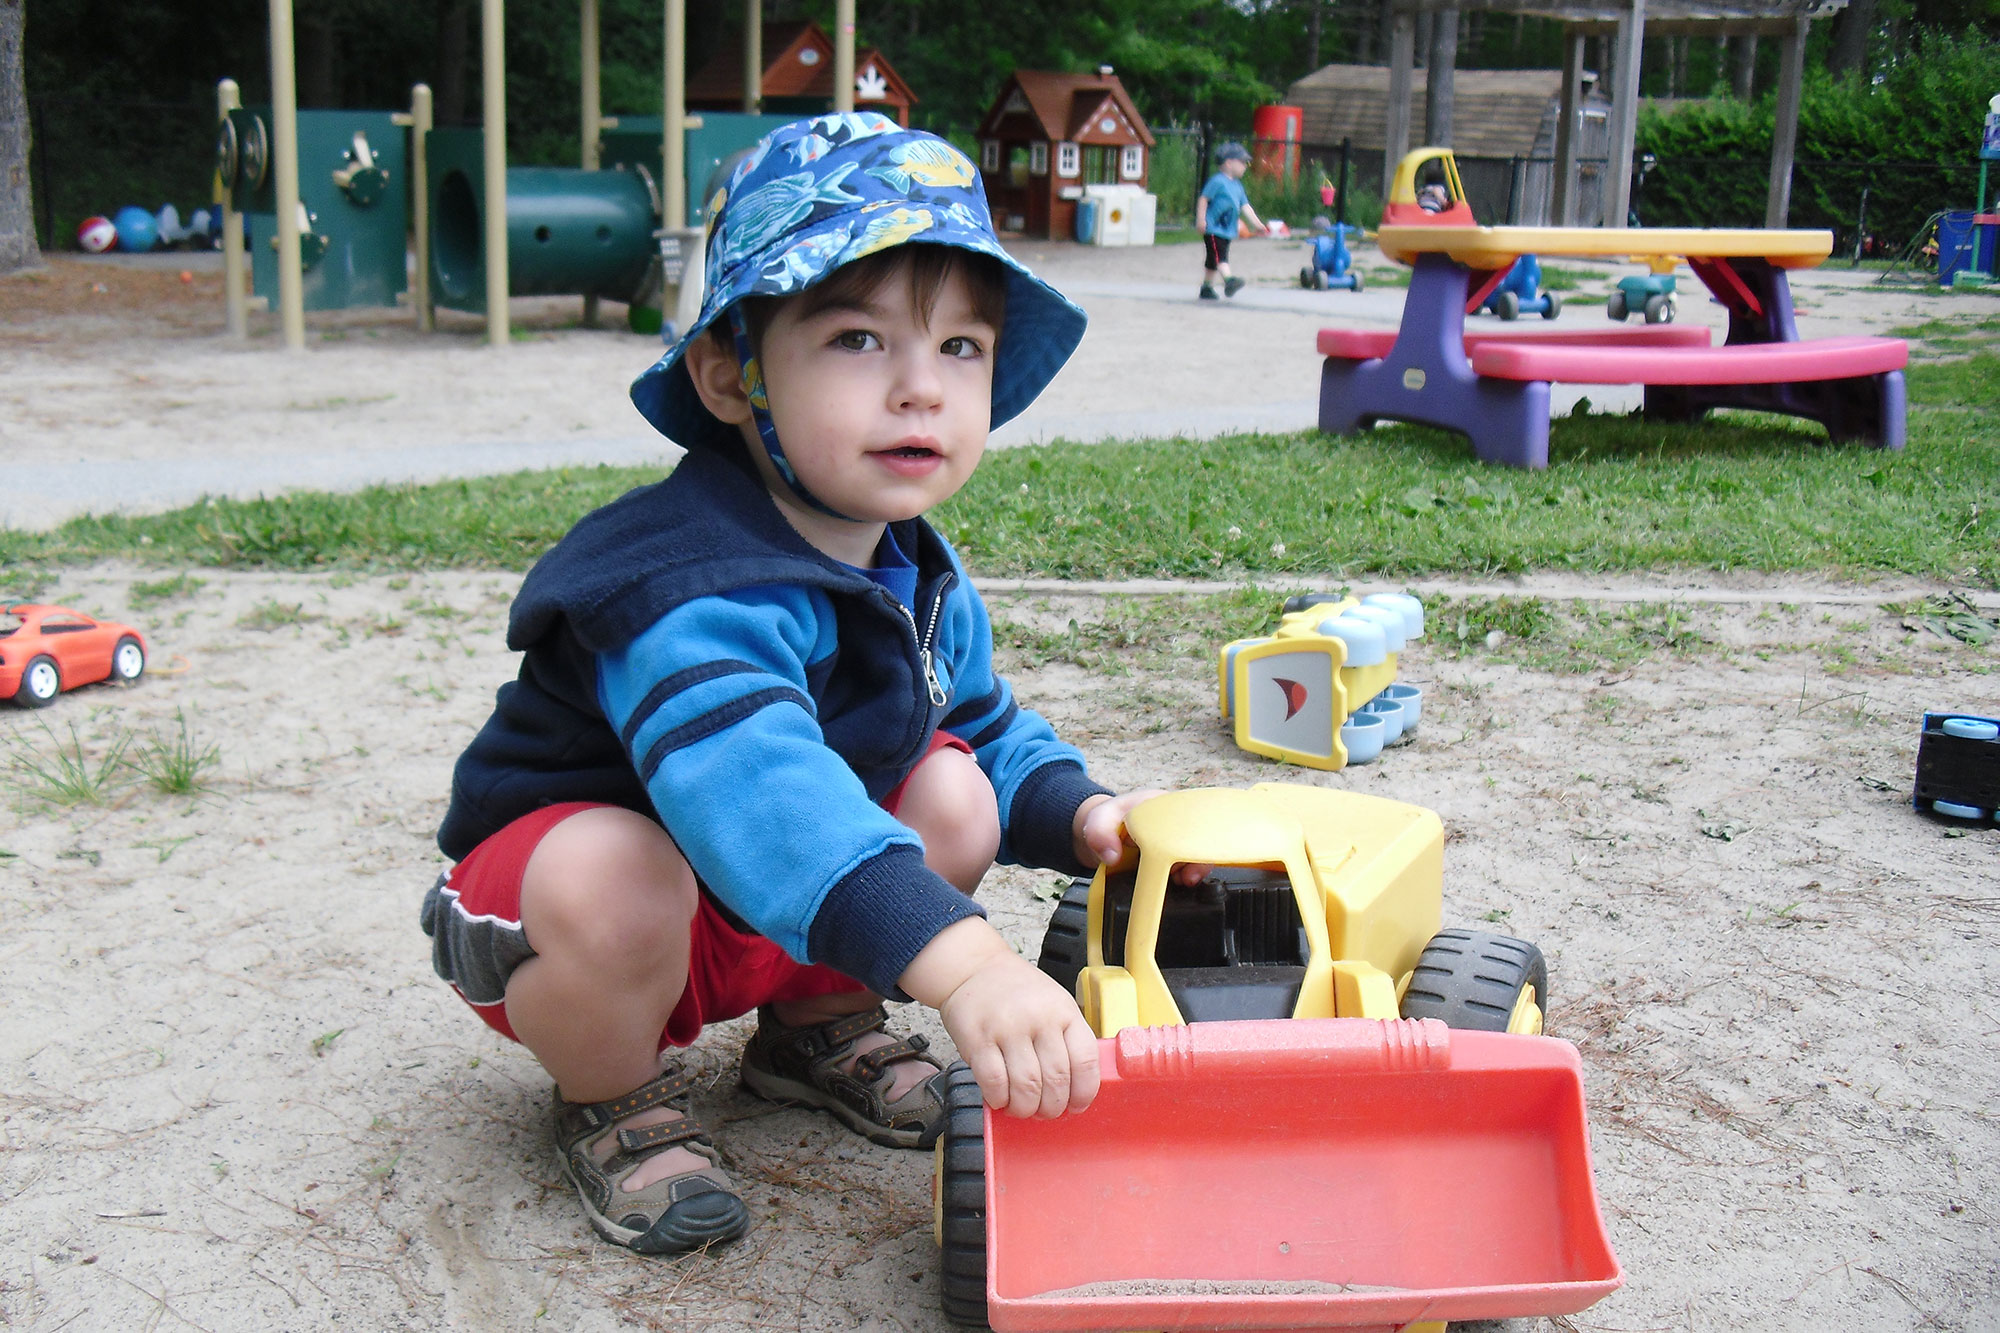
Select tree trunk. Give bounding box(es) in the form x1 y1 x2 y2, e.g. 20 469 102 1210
1425 9 1458 146
1731 34 1757 100
1306 0 1323 73
1376 0 1397 67
0 0 38 273
436 0 470 127
1831 0 1876 77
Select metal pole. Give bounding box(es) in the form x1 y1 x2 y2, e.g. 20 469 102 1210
743 0 762 113
580 0 601 327
1552 28 1584 226
217 79 247 340
1384 10 1414 202
663 0 685 229
833 0 855 113
409 84 433 331
1764 15 1808 229
268 0 305 350
482 0 508 345
1336 137 1350 229
1605 0 1646 230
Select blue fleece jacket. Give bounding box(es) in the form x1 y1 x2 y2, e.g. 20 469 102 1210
437 444 1110 997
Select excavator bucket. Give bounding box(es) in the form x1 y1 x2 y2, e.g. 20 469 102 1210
982 1018 1620 1332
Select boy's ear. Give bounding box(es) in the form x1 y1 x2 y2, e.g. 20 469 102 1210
682 329 754 425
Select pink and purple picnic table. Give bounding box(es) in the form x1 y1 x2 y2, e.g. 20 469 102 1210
1317 224 1909 469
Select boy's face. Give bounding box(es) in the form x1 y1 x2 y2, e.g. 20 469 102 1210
745 263 999 537
1223 157 1249 179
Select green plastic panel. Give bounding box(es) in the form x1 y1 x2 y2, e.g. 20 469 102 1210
244 108 409 313
601 112 797 227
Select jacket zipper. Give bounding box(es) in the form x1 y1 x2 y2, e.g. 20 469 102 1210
894 572 953 708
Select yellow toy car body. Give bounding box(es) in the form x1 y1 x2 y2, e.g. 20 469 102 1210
1218 593 1424 770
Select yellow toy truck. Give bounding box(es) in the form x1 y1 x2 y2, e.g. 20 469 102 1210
1219 592 1425 770
934 784 1619 1332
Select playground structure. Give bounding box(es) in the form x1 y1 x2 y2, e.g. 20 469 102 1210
1317 147 1909 470
219 0 874 350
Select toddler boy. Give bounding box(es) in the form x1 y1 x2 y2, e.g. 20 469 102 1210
1197 141 1268 299
422 113 1155 1256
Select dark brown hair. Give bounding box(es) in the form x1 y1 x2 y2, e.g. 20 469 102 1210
711 244 1010 357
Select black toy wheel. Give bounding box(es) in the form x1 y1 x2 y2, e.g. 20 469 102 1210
111 636 146 683
1351 269 1364 293
1495 290 1521 321
1315 269 1330 291
1280 591 1346 615
1036 876 1092 998
1542 291 1564 319
1399 929 1548 1034
1606 289 1628 321
1300 266 1314 289
938 1062 989 1326
16 655 60 708
1643 292 1668 324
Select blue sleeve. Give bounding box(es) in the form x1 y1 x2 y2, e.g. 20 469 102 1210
931 550 1112 874
1200 174 1226 206
596 586 984 997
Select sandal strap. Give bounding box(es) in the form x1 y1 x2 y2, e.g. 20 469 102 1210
815 1006 890 1050
851 1033 932 1084
557 1066 699 1142
615 1114 715 1156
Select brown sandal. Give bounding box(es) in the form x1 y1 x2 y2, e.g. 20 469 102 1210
553 1065 750 1254
739 1005 949 1149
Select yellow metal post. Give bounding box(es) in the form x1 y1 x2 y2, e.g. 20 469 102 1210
217 79 247 340
399 84 434 332
833 0 855 113
580 0 601 326
482 0 509 345
742 0 761 113
268 0 305 350
663 0 686 230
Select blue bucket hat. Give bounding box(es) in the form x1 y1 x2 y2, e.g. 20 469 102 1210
631 113 1087 477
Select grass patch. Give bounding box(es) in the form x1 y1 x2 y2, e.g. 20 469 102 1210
6 719 133 808
1 361 1995 588
129 572 206 608
130 709 222 795
1426 596 1715 675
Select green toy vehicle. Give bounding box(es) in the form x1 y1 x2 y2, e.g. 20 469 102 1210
1607 256 1679 323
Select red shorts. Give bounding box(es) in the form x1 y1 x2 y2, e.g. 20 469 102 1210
428 731 972 1049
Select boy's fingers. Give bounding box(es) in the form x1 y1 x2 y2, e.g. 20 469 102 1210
1031 1028 1072 1118
967 1045 1010 1112
1063 1021 1101 1113
999 1034 1043 1119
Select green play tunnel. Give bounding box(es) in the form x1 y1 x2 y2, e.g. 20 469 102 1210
428 128 655 312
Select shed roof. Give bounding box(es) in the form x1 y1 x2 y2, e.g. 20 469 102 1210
1285 64 1605 157
977 70 1155 148
1384 0 1847 37
687 21 916 109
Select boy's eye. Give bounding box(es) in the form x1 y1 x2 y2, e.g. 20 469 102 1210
833 330 881 351
940 336 984 359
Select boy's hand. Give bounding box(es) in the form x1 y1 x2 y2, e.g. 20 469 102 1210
1075 790 1209 884
900 919 1100 1117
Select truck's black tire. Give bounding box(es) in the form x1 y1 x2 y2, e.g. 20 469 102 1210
1036 876 1092 997
1606 289 1628 321
1399 929 1549 1033
938 1062 990 1326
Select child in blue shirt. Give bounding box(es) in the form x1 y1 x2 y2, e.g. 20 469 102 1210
1197 141 1269 300
422 113 1160 1257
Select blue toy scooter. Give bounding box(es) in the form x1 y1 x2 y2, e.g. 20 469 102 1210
1478 253 1562 320
1299 218 1365 291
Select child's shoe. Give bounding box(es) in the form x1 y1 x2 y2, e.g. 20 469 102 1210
1224 276 1247 297
740 1004 949 1148
554 1065 750 1254
1198 284 1221 300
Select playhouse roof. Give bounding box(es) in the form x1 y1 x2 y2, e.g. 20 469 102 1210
977 70 1155 149
1284 63 1606 157
687 21 916 110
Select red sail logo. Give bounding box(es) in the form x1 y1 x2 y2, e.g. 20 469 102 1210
1273 677 1308 720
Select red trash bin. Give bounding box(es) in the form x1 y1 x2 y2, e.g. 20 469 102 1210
1251 104 1303 183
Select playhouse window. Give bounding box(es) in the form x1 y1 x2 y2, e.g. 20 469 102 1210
1121 145 1144 179
1056 142 1079 177
1008 146 1031 189
1083 146 1117 186
1029 141 1048 177
980 139 999 173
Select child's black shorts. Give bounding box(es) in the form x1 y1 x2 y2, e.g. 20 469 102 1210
1203 235 1232 270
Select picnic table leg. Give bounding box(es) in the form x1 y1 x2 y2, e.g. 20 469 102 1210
1317 252 1550 468
1647 257 1905 449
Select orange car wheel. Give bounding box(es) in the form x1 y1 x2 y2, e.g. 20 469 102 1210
111 636 146 683
16 655 61 708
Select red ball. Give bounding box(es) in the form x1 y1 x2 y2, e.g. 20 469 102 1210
77 216 117 253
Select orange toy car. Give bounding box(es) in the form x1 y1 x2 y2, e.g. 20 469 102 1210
0 604 149 708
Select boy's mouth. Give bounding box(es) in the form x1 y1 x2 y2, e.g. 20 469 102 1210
873 438 944 476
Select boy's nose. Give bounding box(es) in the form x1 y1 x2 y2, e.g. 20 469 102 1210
890 349 945 411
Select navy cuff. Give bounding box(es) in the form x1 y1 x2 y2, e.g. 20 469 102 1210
1006 761 1114 876
807 844 987 999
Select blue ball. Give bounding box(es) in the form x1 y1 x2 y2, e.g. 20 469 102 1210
113 205 159 253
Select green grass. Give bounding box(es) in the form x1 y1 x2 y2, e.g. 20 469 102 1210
130 709 222 796
6 720 133 808
2 352 1995 589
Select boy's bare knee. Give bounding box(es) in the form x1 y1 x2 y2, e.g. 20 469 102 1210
896 748 1000 895
521 806 698 967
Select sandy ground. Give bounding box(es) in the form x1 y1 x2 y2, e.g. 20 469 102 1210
3 238 1999 1332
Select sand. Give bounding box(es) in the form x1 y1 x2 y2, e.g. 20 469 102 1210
2 239 1997 1332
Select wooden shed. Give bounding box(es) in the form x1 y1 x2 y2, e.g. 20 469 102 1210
688 21 917 126
975 70 1155 240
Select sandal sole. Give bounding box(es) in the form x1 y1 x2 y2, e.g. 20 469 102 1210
740 1060 935 1150
558 1147 750 1253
